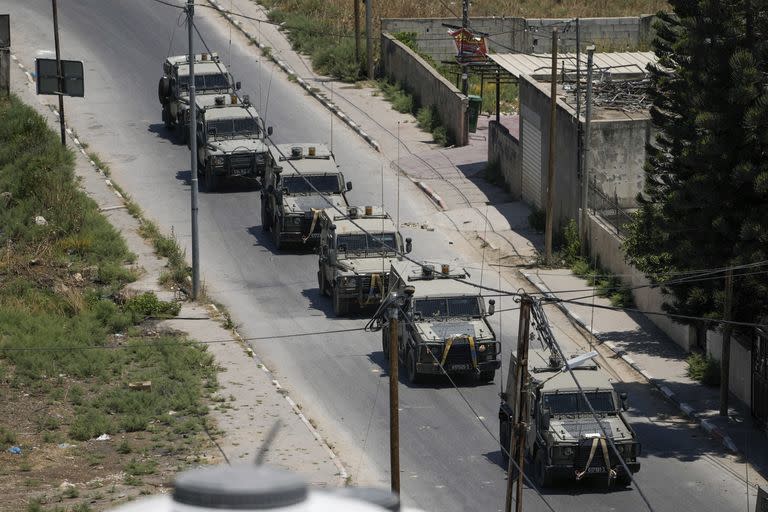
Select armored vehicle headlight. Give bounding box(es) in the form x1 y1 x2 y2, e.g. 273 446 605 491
212 155 225 166
291 216 302 225
562 446 574 457
478 344 487 352
340 276 357 288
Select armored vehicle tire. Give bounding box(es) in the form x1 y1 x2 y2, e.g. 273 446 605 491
533 449 553 489
204 166 219 192
381 329 389 361
261 202 271 232
614 474 632 487
479 370 495 383
161 106 172 129
332 288 347 317
499 419 510 467
406 350 421 384
158 77 170 104
272 222 283 250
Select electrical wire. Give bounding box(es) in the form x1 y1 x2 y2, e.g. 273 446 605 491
530 300 657 512
0 327 367 352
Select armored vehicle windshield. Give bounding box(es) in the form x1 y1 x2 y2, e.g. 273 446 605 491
543 391 617 415
336 232 398 256
281 175 342 194
413 296 482 319
207 117 261 138
178 71 230 92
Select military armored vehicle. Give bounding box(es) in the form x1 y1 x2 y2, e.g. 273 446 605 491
195 96 270 191
317 206 411 316
157 52 239 142
261 144 352 249
384 261 500 384
498 348 641 488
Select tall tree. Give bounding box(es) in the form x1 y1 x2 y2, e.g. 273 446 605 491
624 0 768 340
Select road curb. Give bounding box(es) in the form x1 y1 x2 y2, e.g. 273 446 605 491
521 271 740 455
206 0 381 153
415 181 447 210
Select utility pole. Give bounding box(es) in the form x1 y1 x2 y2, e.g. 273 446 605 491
187 0 201 300
719 268 734 416
353 0 361 64
504 295 532 512
388 298 401 494
544 28 558 264
460 0 469 96
365 0 373 79
51 0 66 146
579 46 595 254
575 18 581 178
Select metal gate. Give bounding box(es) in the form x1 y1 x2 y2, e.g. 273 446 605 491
521 107 542 210
753 329 768 427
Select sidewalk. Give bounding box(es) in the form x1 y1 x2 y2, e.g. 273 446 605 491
205 0 768 482
523 268 768 480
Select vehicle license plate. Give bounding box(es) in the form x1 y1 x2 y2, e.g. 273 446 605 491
231 168 248 176
587 466 605 474
451 364 470 371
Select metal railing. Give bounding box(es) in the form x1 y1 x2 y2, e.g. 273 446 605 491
588 178 634 239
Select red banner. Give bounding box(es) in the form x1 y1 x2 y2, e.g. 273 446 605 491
450 28 488 63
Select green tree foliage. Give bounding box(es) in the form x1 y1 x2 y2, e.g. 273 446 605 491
624 0 768 332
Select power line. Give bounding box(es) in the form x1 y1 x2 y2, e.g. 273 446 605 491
0 327 367 353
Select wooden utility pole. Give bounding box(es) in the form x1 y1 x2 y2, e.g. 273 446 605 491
353 0 360 64
460 0 469 95
51 0 66 145
388 304 400 494
504 295 532 512
719 268 734 416
544 28 558 264
579 46 595 254
365 0 373 79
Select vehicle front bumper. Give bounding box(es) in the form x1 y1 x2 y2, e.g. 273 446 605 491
416 360 500 375
546 461 641 481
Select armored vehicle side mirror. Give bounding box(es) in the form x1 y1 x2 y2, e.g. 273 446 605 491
235 81 242 90
346 181 353 191
267 126 274 136
541 408 551 430
403 285 415 297
619 392 628 411
405 237 412 254
488 299 495 316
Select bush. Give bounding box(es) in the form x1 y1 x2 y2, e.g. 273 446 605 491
70 408 114 441
560 219 581 266
124 292 181 319
0 425 16 446
686 353 720 387
379 81 413 114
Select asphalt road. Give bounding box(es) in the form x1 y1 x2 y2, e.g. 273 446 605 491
1 1 755 511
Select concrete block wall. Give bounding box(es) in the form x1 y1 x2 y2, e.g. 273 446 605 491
707 330 752 407
589 117 652 208
488 120 522 199
381 16 657 62
380 32 468 146
587 213 693 352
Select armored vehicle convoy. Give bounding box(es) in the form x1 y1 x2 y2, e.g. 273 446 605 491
157 52 239 142
195 97 270 191
498 348 641 488
261 144 352 250
384 261 500 384
317 206 411 316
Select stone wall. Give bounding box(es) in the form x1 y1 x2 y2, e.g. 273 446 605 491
488 120 521 199
380 32 468 146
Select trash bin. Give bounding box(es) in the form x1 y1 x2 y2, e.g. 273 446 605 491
467 95 483 133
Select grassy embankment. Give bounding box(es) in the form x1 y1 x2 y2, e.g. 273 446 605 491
0 94 219 511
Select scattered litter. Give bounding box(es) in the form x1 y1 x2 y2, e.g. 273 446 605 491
34 215 47 225
127 380 152 391
73 272 83 282
168 410 177 416
57 443 76 449
59 481 75 491
7 446 21 454
94 434 111 441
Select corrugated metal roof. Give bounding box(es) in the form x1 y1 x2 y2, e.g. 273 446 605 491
489 52 657 79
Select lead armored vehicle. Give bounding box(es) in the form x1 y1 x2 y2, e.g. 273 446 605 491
157 52 239 142
384 261 500 383
195 97 270 191
261 144 352 249
498 347 641 488
317 206 411 316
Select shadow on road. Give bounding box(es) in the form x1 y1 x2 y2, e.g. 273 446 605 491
148 122 183 145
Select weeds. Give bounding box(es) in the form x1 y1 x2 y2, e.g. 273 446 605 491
0 425 16 445
378 80 414 114
416 105 450 146
686 353 720 387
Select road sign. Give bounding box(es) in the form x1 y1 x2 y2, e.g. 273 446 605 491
0 14 9 48
35 58 84 97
